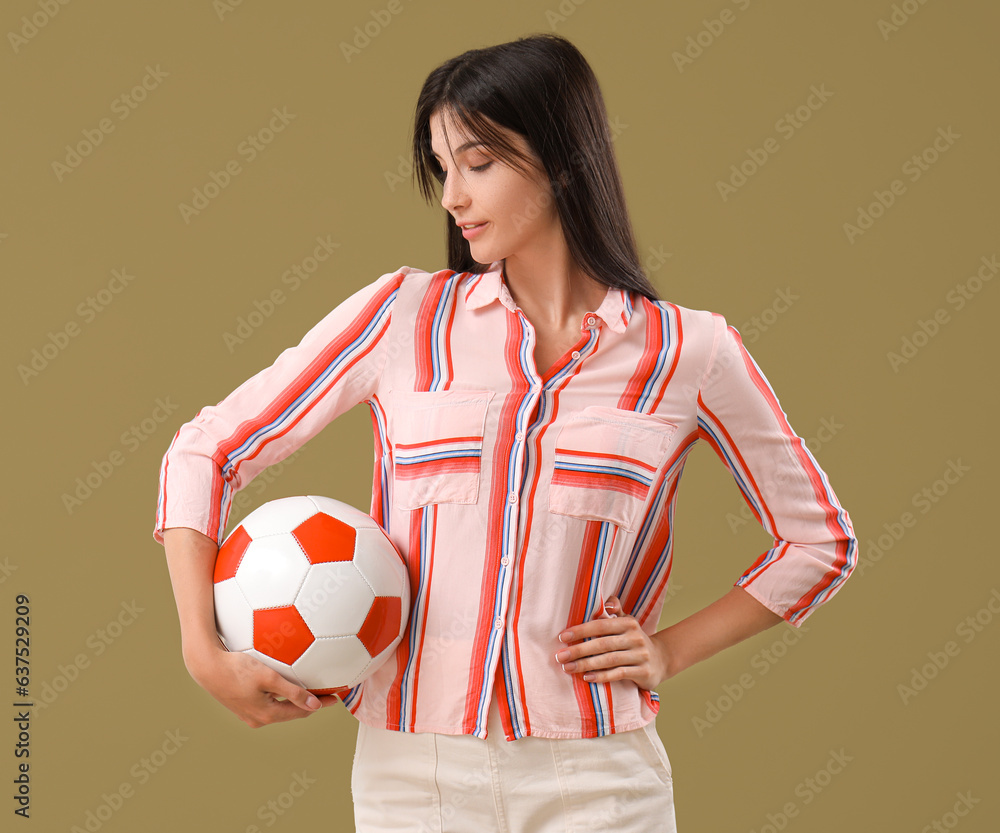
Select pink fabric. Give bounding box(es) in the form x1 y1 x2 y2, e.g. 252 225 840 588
153 260 856 741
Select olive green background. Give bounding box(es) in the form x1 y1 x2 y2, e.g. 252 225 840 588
3 0 997 830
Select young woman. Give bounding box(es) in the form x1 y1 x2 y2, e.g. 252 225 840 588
156 33 857 832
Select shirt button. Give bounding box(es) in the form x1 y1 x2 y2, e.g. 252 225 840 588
501 556 509 566
515 431 525 442
508 493 517 505
586 316 597 327
571 351 581 360
494 618 503 630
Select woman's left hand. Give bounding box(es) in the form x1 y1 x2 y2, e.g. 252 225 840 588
554 596 670 691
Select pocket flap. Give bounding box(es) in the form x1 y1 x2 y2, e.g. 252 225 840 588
391 389 494 509
549 407 678 530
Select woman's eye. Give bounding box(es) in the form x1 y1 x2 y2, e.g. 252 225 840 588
435 161 492 181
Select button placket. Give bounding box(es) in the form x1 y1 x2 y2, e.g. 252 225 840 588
490 391 527 650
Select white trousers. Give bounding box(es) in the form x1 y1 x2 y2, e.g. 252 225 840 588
351 694 677 832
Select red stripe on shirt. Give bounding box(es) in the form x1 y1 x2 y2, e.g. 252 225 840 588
414 274 447 392
461 312 525 731
566 520 604 736
620 296 665 411
650 301 683 414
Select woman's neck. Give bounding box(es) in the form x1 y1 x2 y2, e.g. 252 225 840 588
501 249 608 332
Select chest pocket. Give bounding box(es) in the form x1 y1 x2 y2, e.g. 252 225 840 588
391 389 494 510
548 406 678 532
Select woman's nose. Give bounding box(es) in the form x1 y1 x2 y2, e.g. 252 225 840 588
440 172 468 213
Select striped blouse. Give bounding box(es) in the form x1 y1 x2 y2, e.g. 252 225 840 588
153 260 857 741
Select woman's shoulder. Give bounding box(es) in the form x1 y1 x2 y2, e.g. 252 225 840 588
364 263 485 293
639 295 727 332
350 264 501 316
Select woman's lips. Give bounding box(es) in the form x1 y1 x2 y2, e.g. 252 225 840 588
461 222 488 239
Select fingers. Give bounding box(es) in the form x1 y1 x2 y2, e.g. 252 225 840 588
557 632 643 669
247 671 333 726
556 622 643 665
558 609 633 645
603 595 624 617
266 673 325 714
222 656 333 728
555 612 652 684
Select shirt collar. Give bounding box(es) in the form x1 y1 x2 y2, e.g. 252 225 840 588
464 260 632 334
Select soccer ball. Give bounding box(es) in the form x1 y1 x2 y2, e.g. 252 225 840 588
213 495 409 697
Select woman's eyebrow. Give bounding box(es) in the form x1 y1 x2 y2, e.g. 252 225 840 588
431 141 484 160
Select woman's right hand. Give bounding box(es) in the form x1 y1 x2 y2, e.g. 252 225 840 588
184 640 340 728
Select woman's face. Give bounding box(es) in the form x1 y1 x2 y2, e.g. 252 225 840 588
429 109 563 266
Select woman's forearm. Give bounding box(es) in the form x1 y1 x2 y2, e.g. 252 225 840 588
654 586 785 680
162 527 227 669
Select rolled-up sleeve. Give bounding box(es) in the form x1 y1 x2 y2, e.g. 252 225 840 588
152 268 406 546
695 313 857 626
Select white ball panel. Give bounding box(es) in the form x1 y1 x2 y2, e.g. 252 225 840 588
353 528 408 597
307 495 378 530
214 578 254 652
241 495 320 539
246 648 308 689
294 636 374 689
297 563 374 636
235 535 310 608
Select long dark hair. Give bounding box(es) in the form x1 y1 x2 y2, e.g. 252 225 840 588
411 33 660 302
